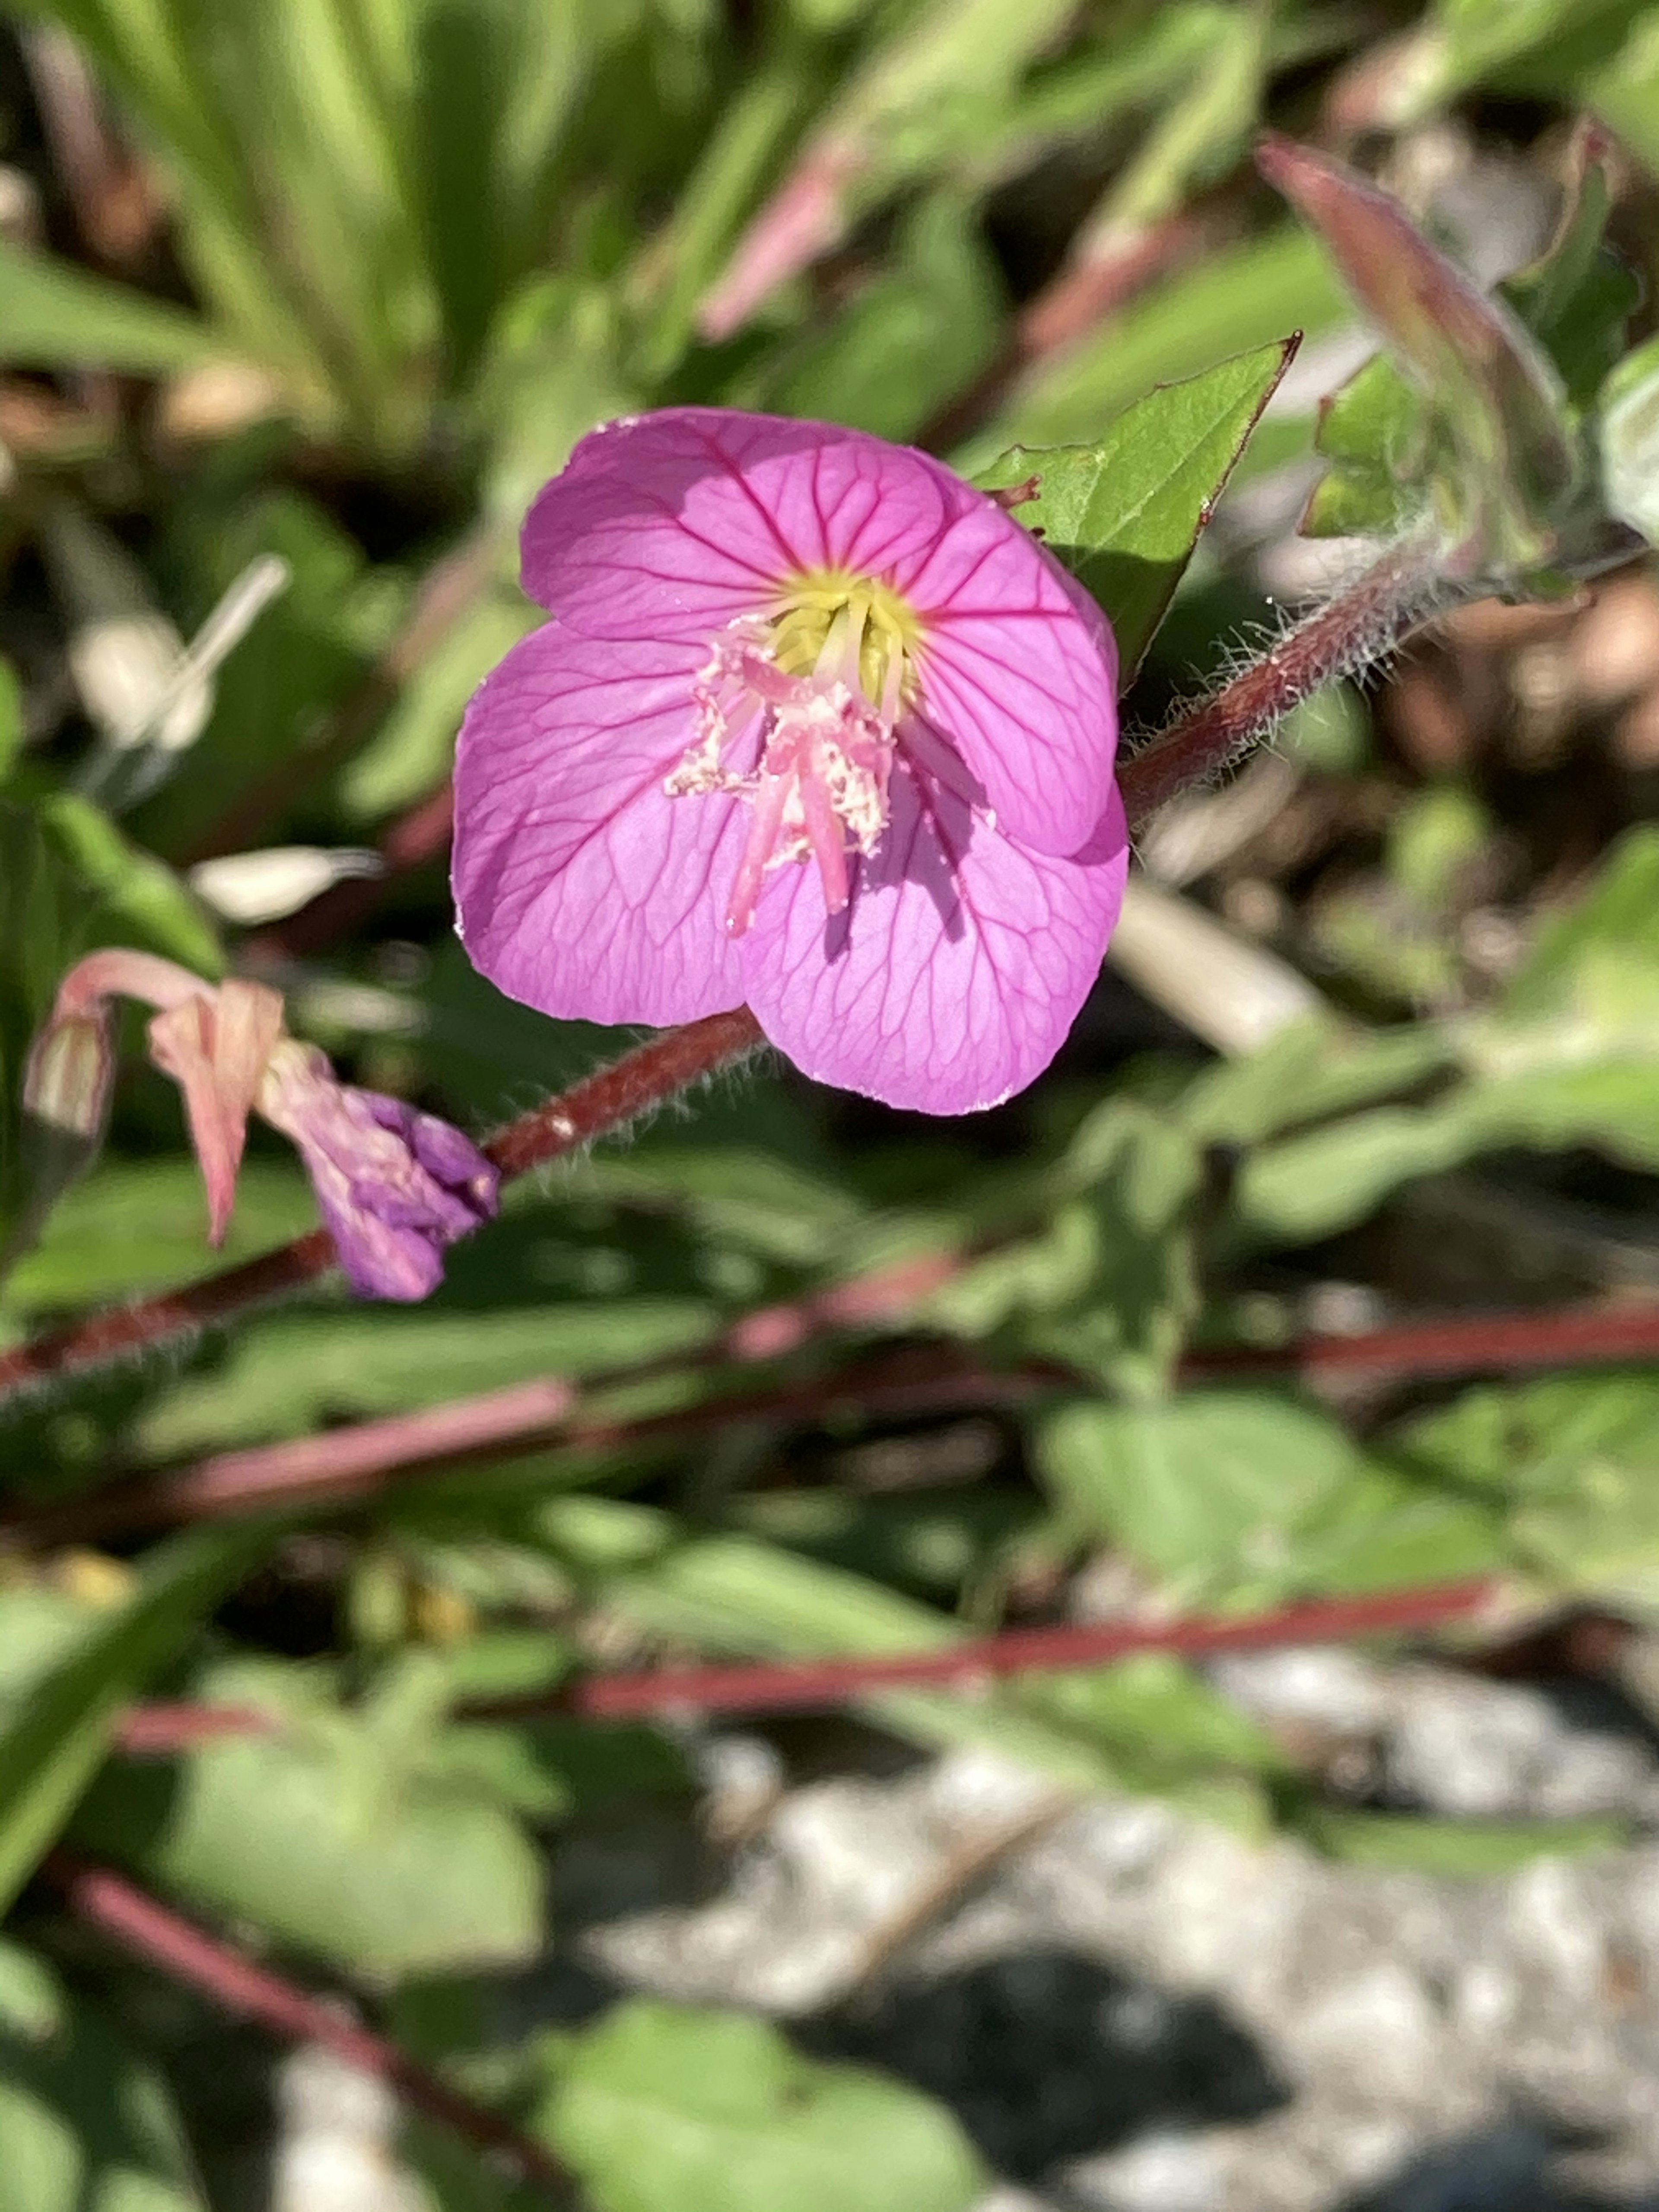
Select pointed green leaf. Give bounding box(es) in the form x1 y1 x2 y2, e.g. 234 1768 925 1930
73 1656 543 1980
1303 1808 1624 1875
0 238 227 374
974 337 1297 679
1035 1390 1363 1592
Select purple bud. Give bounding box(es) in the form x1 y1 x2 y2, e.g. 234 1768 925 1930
257 1042 499 1300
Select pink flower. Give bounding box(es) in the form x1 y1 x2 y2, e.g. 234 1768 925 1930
452 410 1126 1116
25 951 497 1300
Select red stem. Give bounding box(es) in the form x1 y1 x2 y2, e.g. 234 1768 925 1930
560 1577 1497 1718
0 1007 763 1398
1117 537 1446 829
44 1851 573 2199
116 1578 1496 1750
1189 1300 1659 1382
13 1289 1659 1550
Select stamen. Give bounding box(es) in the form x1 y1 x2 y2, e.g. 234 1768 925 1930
664 569 923 936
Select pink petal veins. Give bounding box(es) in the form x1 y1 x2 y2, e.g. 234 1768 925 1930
739 761 1128 1115
453 620 747 1029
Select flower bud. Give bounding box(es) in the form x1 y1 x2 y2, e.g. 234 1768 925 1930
23 1005 114 1141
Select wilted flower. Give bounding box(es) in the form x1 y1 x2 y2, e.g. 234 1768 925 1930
24 950 497 1300
452 408 1125 1116
257 1039 500 1300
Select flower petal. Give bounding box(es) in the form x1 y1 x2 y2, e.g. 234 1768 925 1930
146 979 284 1244
911 546 1119 861
738 759 1128 1115
257 1044 498 1302
522 409 1119 857
453 619 748 1029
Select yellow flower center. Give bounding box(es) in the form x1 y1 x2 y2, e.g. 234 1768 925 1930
766 568 924 715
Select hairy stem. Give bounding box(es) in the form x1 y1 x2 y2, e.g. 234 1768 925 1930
1118 534 1449 831
45 1852 574 2200
0 1007 763 1399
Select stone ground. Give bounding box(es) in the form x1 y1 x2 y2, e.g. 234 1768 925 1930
232 1646 1659 2212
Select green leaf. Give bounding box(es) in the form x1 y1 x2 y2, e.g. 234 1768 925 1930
1034 1101 1200 1398
1035 1390 1363 1593
0 1526 265 1918
1180 1017 1450 1148
1015 1653 1287 1791
1 1162 317 1319
1489 822 1659 1037
1301 352 1425 540
1573 7 1659 184
1403 1369 1659 1499
1599 328 1659 543
1235 1103 1479 1244
138 1300 720 1457
974 337 1296 680
38 796 222 976
0 238 228 374
1500 121 1638 410
582 1524 960 1659
0 1590 92 1712
74 1656 542 1980
1267 1464 1504 1598
0 1939 206 2210
543 2001 985 2212
1402 1372 1659 1608
1302 1807 1625 1875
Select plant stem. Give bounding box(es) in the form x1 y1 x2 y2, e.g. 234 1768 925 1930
0 1008 763 1400
14 1281 1659 1547
559 1577 1496 1717
44 1851 574 2199
115 1579 1497 1750
1117 535 1449 831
